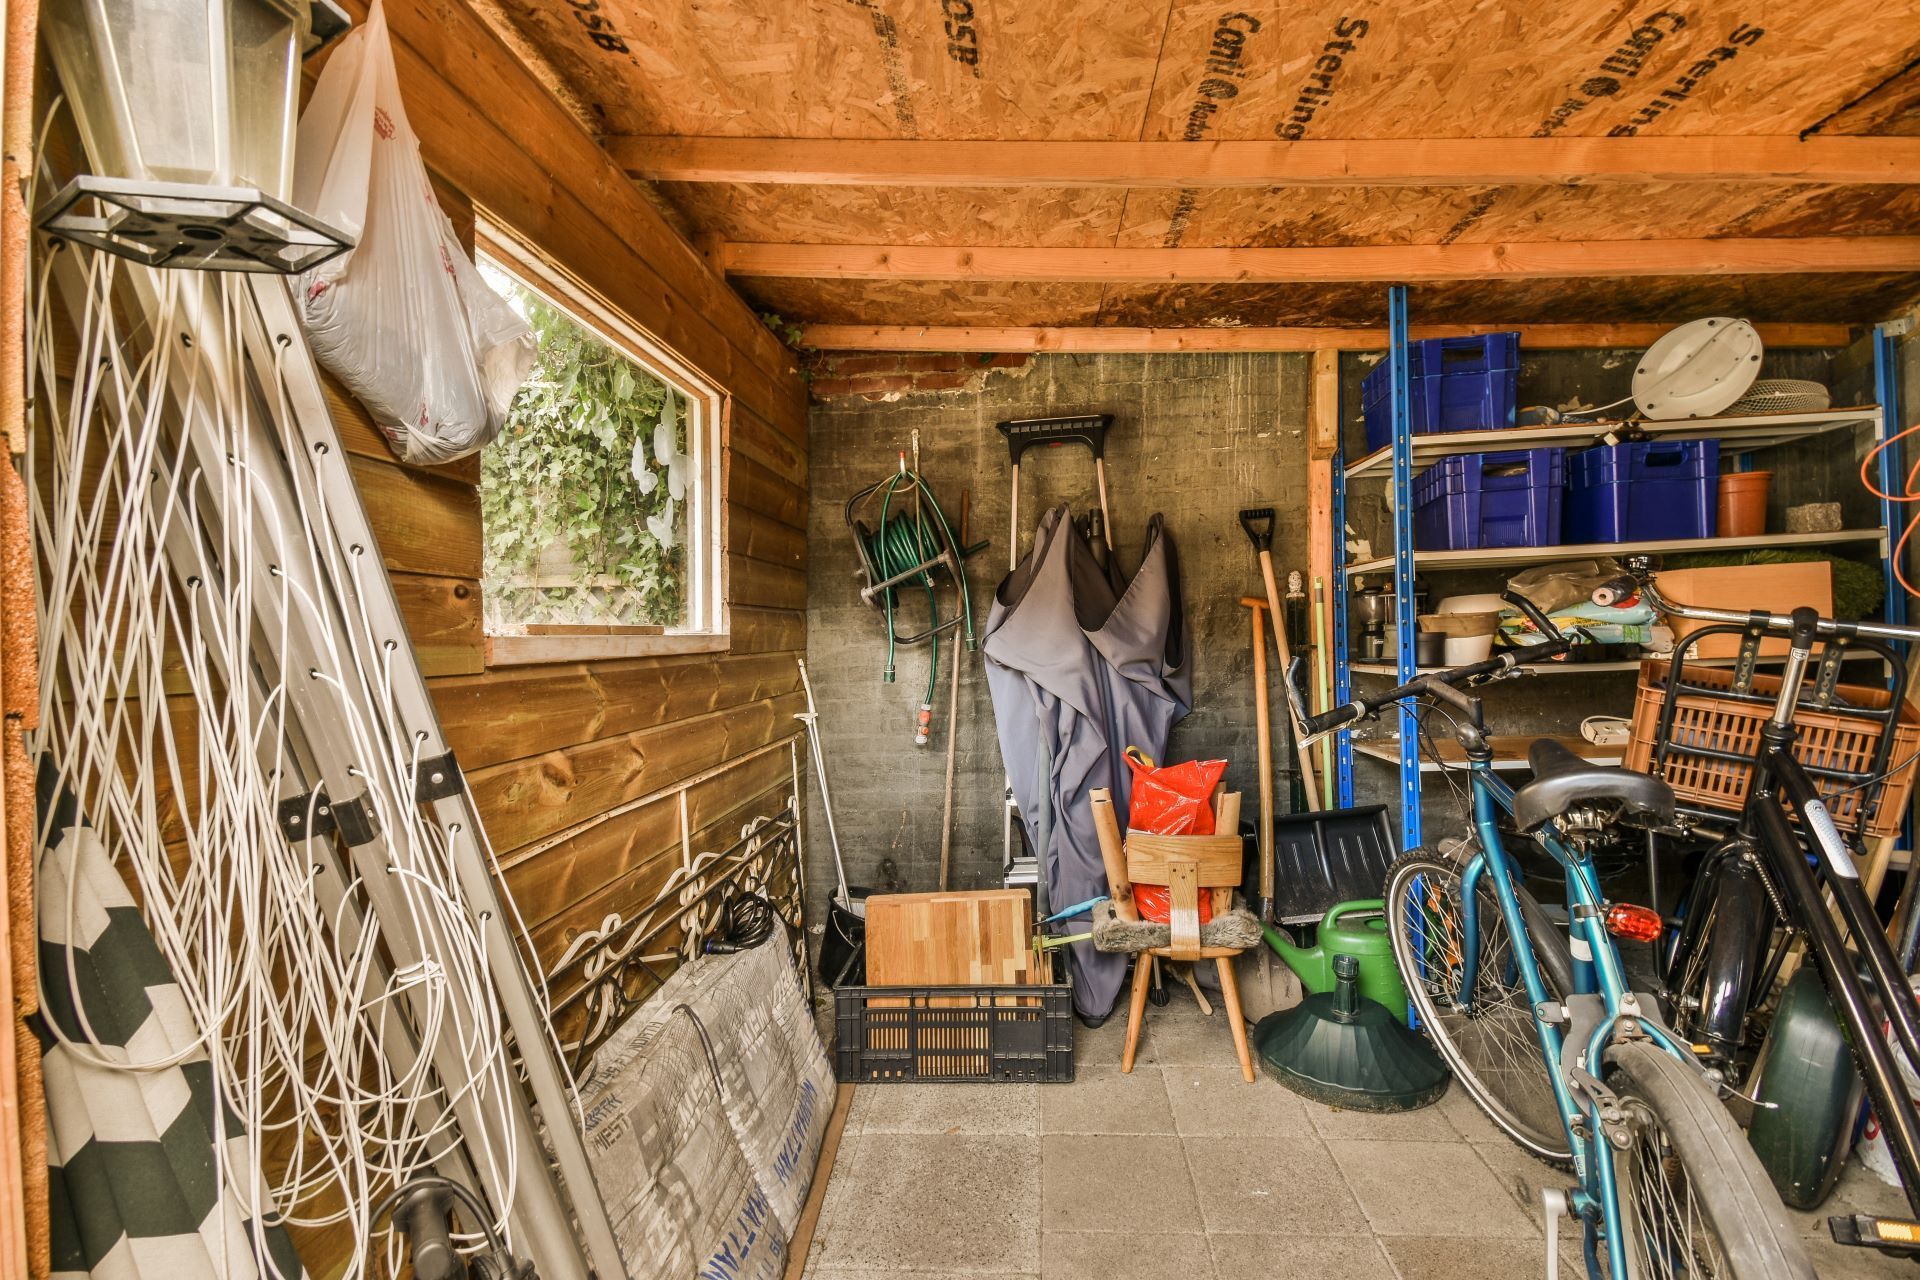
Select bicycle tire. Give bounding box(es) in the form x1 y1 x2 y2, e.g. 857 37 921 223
1386 846 1574 1165
1605 1039 1813 1280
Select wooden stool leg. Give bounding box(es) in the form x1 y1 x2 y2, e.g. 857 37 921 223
1122 954 1153 1073
1217 955 1255 1083
1179 963 1214 1016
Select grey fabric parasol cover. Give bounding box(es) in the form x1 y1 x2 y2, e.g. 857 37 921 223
984 504 1190 1019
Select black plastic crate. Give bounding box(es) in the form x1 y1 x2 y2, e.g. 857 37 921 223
834 983 1075 1083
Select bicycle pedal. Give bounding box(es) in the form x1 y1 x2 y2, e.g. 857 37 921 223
1541 1188 1569 1280
1830 1214 1920 1255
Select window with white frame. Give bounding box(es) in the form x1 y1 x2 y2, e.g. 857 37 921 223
475 232 724 654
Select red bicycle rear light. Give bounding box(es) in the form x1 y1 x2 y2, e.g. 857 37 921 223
1605 904 1663 943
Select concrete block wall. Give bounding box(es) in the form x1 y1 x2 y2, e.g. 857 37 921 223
804 351 1311 913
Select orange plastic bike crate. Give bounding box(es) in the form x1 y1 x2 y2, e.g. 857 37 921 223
1624 660 1920 839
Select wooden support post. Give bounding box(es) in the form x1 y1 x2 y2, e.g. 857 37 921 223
1307 350 1340 794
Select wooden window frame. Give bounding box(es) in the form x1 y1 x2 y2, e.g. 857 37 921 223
475 222 729 666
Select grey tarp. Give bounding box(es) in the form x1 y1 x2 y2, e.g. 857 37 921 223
984 504 1190 1019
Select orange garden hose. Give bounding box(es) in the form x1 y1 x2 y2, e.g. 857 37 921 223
1861 421 1920 603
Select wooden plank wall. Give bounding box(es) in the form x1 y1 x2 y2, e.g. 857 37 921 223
316 0 810 982
286 6 809 1274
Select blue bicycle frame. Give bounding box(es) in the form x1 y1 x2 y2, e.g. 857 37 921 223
1444 754 1699 1280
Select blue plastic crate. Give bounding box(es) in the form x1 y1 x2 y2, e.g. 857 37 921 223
1362 333 1520 453
1564 439 1720 544
1412 447 1564 551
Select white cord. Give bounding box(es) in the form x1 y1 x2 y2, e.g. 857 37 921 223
26 236 525 1277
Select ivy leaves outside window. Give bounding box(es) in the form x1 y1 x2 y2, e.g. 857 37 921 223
478 263 693 631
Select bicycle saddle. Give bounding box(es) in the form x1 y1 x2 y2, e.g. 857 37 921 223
1511 739 1675 834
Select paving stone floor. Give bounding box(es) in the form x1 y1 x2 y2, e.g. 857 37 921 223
802 983 1916 1279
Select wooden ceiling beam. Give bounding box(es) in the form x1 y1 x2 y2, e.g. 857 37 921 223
723 238 1920 283
610 136 1920 189
800 324 1856 353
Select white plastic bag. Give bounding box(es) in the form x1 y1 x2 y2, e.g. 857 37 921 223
292 0 534 465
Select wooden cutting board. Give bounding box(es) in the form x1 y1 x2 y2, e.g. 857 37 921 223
864 889 1033 987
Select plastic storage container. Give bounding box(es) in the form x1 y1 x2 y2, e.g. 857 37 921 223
834 983 1075 1083
1411 447 1564 551
1361 333 1520 454
1564 439 1720 544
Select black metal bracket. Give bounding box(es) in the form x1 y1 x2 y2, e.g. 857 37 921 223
278 789 337 843
414 751 464 803
331 794 381 847
1732 616 1770 695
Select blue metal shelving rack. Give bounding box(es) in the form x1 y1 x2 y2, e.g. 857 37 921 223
1328 287 1910 847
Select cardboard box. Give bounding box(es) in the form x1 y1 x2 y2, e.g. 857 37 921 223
1658 561 1834 659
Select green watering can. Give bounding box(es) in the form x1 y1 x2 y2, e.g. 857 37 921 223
1262 900 1411 1024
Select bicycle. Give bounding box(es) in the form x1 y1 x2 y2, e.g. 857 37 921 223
1592 562 1920 1241
1301 591 1811 1280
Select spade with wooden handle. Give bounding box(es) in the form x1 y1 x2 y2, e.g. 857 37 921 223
1239 508 1319 811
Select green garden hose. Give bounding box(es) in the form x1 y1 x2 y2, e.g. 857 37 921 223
851 466 980 741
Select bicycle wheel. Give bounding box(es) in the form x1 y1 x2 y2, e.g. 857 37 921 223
1386 847 1572 1164
1605 1039 1812 1280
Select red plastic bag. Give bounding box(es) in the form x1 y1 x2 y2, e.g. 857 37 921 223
1124 748 1227 836
1124 749 1228 925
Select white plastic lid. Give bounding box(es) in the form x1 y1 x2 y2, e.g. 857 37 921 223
1632 318 1763 421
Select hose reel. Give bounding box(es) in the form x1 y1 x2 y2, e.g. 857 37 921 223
844 433 987 742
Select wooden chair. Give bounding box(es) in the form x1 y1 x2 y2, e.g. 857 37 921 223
1090 786 1257 1083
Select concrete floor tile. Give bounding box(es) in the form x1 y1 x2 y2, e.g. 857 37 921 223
1041 1230 1212 1280
1208 1233 1390 1280
1801 1235 1916 1280
811 1132 1040 1273
806 1272 1040 1280
1070 1013 1127 1068
1788 1161 1911 1237
1164 1065 1315 1139
855 1082 1039 1136
1125 999 1251 1068
1326 1139 1538 1238
1301 1097 1457 1143
1041 1063 1174 1134
1467 1135 1570 1220
1041 1134 1200 1233
1183 1135 1370 1235
1434 1080 1512 1144
1381 1235 1576 1280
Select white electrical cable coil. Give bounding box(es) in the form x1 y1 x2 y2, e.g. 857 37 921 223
25 232 544 1278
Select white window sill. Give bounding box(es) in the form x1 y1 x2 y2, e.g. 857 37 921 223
485 631 730 667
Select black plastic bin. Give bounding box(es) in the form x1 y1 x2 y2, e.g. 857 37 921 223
834 983 1075 1083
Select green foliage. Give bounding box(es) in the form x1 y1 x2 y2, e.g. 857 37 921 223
480 278 688 628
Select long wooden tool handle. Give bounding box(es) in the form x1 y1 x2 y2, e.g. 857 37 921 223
1090 787 1138 921
1258 549 1320 810
1244 603 1275 902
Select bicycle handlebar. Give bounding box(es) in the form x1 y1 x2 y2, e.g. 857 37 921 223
1591 570 1920 645
1300 589 1571 738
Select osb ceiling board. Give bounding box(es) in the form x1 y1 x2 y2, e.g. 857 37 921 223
503 0 1920 141
735 273 1920 329
1110 182 1920 248
665 182 1131 247
1126 2 1920 142
736 277 1113 328
663 180 1920 253
489 0 1168 139
1102 275 1920 327
499 0 1920 328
